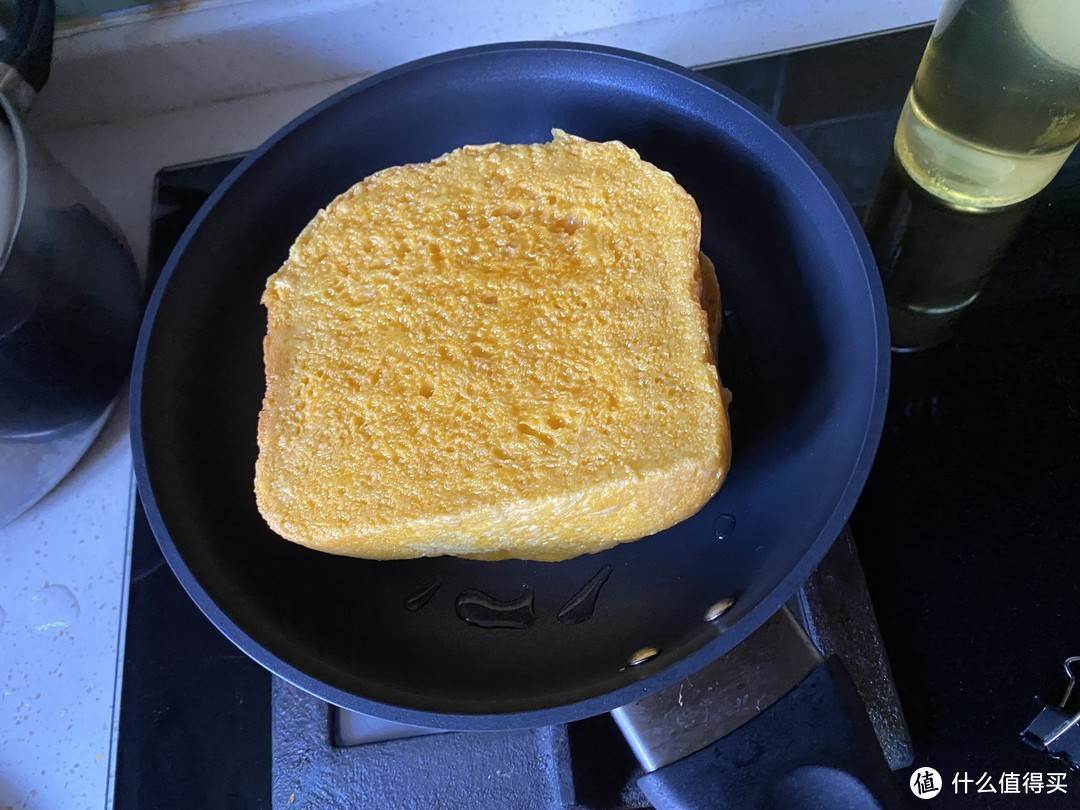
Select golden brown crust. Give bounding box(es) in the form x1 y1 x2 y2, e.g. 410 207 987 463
254 131 730 561
699 251 721 358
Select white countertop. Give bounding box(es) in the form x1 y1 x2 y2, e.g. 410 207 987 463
0 1 938 807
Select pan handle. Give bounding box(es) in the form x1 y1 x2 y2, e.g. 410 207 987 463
613 609 901 809
0 0 54 102
635 658 897 809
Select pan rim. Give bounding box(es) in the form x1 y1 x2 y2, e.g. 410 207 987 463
130 39 890 730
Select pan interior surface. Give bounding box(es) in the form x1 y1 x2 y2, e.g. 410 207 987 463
133 44 886 727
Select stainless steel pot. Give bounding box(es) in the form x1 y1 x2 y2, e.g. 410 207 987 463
0 0 142 525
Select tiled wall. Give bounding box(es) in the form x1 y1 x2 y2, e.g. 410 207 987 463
0 0 173 24
56 0 160 20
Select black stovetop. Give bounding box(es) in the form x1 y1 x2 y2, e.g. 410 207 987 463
115 26 1080 809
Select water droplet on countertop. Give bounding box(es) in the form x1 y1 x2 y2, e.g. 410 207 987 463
556 565 612 625
27 585 79 632
713 513 736 540
455 588 535 629
403 577 442 612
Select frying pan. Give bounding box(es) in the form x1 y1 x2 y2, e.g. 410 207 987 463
132 40 888 774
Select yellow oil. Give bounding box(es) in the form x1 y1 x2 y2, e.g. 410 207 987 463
894 0 1080 210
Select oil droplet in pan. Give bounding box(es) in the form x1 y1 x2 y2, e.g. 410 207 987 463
556 565 613 625
403 577 442 612
713 513 736 541
704 596 736 622
627 646 660 667
455 588 536 629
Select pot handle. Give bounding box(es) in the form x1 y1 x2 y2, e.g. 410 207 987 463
635 658 899 809
0 0 54 96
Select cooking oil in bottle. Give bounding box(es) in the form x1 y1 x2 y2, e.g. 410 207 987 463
866 0 1080 350
895 0 1080 210
864 152 1034 349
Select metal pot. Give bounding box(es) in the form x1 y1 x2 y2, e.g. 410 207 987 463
0 0 142 525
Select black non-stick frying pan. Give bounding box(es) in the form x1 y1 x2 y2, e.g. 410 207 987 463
132 40 889 772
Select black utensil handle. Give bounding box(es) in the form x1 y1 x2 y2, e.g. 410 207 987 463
637 658 899 810
0 0 54 93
